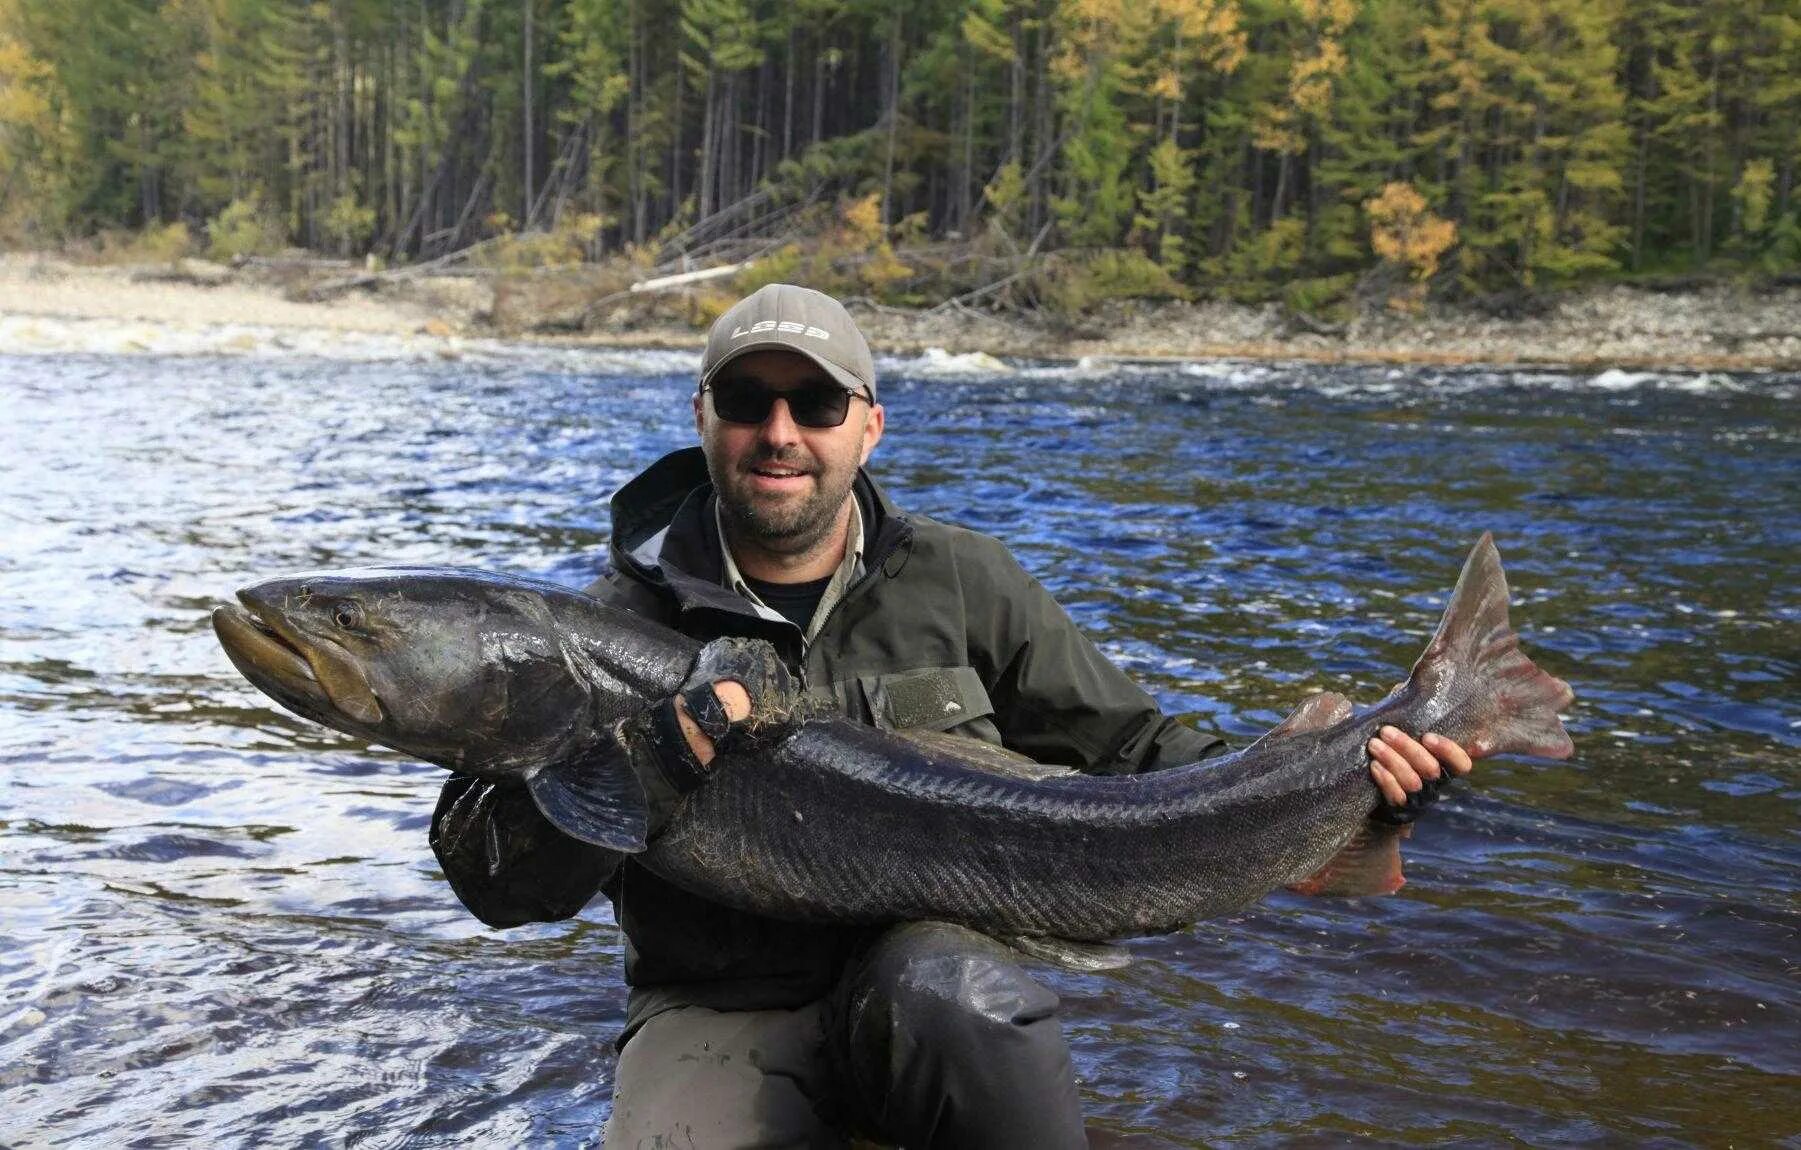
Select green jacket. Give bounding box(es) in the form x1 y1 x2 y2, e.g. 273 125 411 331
430 447 1222 1035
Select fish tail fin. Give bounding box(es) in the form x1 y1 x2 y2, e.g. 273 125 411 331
1409 533 1575 760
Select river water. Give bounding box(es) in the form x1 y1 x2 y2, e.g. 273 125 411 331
1 343 1796 1147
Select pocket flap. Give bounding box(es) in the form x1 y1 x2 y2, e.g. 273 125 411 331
860 666 995 733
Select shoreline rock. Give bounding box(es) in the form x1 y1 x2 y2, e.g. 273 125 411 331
1 253 1795 371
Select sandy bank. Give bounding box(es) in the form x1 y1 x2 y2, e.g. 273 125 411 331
1 253 1795 371
0 254 478 334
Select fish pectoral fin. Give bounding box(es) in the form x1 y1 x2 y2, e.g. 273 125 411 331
525 748 649 853
1287 822 1412 898
1003 935 1134 972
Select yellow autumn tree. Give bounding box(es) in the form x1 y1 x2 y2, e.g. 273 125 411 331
1366 181 1456 312
827 192 911 298
0 27 59 238
1731 159 1774 242
1253 0 1354 211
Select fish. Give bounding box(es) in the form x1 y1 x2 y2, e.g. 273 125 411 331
211 533 1573 943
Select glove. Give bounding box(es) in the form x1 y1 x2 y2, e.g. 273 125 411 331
617 637 802 813
1370 770 1450 826
673 636 801 754
429 774 619 926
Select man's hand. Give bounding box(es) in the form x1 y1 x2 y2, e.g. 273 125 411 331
1367 726 1476 823
615 638 801 836
677 680 751 767
676 636 799 753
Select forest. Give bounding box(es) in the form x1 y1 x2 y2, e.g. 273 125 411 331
0 0 1796 315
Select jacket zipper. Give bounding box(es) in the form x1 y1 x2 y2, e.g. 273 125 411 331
798 524 910 680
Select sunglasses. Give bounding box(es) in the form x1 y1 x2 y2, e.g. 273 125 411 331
702 375 870 429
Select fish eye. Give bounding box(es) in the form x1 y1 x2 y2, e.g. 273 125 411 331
333 602 363 629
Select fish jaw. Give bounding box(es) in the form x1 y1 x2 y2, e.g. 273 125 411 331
234 584 384 727
212 601 335 720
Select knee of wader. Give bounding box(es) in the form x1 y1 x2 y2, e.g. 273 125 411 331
845 922 1063 1066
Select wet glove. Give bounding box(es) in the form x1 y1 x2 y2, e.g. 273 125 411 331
429 774 618 926
616 637 802 826
1370 770 1450 825
674 635 802 754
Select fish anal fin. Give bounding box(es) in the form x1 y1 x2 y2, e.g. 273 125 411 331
526 745 649 853
1288 822 1412 898
1004 935 1134 972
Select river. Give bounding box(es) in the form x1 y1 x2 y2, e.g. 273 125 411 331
1 344 1796 1146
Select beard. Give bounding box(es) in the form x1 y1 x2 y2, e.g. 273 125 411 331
711 446 856 557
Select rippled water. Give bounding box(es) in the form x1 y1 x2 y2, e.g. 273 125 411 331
2 347 1796 1147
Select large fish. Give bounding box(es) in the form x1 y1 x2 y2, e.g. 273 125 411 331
212 533 1573 942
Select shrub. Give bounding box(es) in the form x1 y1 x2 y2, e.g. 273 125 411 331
206 196 284 261
733 244 805 295
1284 272 1355 317
1035 248 1189 317
322 194 376 255
480 211 608 271
88 221 192 264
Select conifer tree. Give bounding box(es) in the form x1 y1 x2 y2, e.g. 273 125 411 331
0 0 1789 289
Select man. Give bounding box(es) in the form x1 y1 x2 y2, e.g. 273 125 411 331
430 284 1472 1148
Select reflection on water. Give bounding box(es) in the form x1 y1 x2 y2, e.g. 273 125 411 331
1 352 1796 1146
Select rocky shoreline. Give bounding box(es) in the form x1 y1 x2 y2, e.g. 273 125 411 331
843 287 1801 371
2 253 1796 371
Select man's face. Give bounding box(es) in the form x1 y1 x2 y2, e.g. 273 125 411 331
695 350 884 556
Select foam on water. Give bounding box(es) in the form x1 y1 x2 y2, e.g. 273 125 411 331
885 346 1016 375
1590 367 1660 389
3 310 1789 403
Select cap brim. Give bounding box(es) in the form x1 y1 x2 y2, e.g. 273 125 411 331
702 340 871 399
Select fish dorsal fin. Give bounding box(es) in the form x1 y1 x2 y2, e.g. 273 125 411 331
896 728 1080 781
525 743 649 853
1287 822 1412 897
1246 691 1354 752
1004 935 1134 971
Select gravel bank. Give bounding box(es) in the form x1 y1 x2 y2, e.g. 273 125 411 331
3 253 1794 370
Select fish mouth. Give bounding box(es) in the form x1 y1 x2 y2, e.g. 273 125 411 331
212 596 383 726
213 601 329 710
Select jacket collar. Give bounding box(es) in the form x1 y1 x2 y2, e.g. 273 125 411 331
608 446 912 624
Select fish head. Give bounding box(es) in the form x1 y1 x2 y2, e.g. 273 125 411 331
213 567 598 777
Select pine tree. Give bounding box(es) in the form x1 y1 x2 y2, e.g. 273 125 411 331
0 0 1788 285
0 3 64 238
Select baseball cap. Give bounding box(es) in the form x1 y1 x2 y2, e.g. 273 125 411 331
700 283 877 402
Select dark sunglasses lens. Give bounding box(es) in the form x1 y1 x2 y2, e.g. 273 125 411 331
711 384 775 424
785 388 851 428
712 381 851 428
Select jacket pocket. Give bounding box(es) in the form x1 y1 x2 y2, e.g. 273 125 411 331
857 666 996 734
